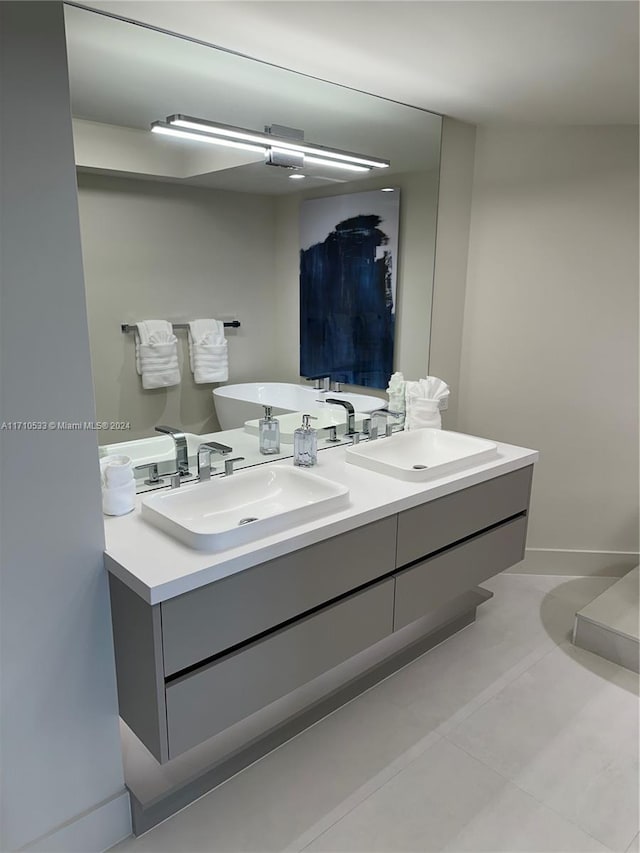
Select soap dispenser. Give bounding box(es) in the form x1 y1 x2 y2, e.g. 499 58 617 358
259 406 280 455
293 414 317 467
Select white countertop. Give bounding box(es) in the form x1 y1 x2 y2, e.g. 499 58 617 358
104 439 538 605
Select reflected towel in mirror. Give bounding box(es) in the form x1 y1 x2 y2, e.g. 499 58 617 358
135 320 180 389
188 319 229 384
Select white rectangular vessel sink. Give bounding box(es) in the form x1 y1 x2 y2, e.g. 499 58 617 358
345 429 498 481
141 464 350 551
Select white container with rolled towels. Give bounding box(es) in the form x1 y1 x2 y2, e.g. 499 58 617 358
100 454 135 516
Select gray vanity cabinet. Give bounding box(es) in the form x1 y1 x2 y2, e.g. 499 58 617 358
393 467 533 629
165 579 394 756
161 516 398 676
394 515 528 630
108 465 533 764
395 466 533 566
109 516 399 763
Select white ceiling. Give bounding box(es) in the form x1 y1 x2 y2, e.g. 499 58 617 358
82 0 638 125
65 4 442 192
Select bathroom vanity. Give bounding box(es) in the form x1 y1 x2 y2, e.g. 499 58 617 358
105 438 536 772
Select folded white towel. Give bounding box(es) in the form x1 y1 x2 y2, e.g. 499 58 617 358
135 320 180 390
100 454 133 488
406 398 442 430
405 376 450 404
102 480 136 516
386 371 406 417
405 375 450 430
188 319 229 384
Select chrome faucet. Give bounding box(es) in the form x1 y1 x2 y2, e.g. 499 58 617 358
326 398 356 435
305 374 331 392
369 409 402 440
197 441 232 481
155 425 190 476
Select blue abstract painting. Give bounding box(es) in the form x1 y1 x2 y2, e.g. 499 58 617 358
299 189 400 389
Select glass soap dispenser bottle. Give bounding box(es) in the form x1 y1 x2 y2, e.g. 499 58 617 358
293 414 317 467
259 406 280 455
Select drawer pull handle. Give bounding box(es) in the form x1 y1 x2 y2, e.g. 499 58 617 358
238 516 259 525
413 464 428 470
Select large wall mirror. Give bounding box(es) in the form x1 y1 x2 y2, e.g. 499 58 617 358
64 5 442 474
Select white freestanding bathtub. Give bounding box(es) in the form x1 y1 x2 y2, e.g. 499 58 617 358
213 382 385 430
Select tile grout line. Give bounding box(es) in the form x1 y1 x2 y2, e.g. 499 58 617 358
442 733 619 852
434 637 559 736
624 832 639 853
286 732 445 852
451 731 628 853
286 635 562 852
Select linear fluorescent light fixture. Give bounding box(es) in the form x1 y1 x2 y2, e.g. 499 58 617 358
150 124 268 154
150 114 390 173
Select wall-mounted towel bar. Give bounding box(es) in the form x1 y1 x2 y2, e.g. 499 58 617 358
121 321 240 333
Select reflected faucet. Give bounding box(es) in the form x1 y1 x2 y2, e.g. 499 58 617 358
305 374 331 392
155 425 190 476
326 398 356 435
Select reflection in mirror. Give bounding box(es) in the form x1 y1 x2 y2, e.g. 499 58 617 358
65 5 441 478
300 189 401 389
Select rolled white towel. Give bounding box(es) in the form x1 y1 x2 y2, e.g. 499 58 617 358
102 480 136 516
100 454 133 488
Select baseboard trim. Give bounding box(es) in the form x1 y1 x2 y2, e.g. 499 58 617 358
21 790 131 853
508 548 639 578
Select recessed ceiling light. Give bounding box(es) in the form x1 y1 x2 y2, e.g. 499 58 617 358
380 187 395 192
289 174 307 180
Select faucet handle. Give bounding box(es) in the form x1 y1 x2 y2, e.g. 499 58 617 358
304 376 321 391
322 425 339 442
224 457 245 476
134 462 163 486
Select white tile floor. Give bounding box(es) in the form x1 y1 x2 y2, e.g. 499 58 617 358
114 573 639 853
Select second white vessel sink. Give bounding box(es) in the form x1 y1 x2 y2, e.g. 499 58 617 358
141 464 350 551
345 428 499 481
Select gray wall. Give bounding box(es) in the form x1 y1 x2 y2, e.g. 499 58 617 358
458 125 639 571
429 118 477 429
0 4 128 851
77 174 279 442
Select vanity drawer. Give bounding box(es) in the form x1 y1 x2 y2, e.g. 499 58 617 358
161 516 397 676
394 515 528 631
165 578 394 758
396 466 532 567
